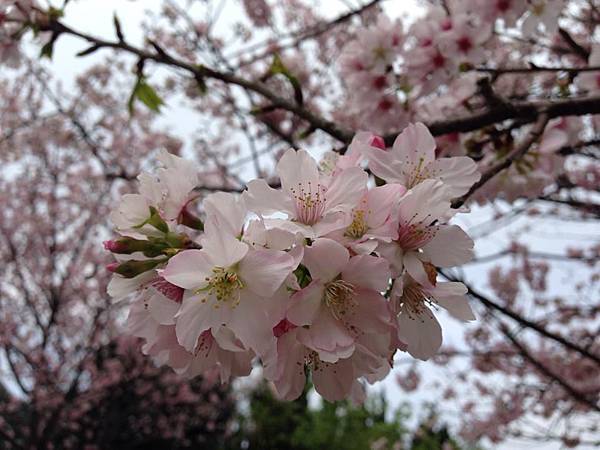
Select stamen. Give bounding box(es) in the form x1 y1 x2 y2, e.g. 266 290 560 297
196 266 244 308
344 208 369 239
397 222 437 250
324 279 356 319
401 283 438 319
290 181 327 225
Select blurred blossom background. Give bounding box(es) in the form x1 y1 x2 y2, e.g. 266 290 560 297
0 0 598 449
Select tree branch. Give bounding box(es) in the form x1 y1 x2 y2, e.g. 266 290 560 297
452 113 550 208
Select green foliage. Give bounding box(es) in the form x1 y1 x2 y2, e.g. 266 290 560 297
128 78 165 114
225 383 480 450
226 383 406 450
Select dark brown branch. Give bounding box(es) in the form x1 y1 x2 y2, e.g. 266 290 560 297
474 65 600 75
500 324 600 412
558 27 590 61
440 270 600 368
452 113 550 208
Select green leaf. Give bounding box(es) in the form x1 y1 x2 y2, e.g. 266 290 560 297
128 78 165 114
268 54 304 105
146 206 169 233
293 265 312 289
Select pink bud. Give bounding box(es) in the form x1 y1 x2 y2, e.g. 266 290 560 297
103 240 123 252
273 319 297 338
106 262 119 273
370 135 386 150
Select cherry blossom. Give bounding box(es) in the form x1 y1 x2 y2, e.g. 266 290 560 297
363 122 480 198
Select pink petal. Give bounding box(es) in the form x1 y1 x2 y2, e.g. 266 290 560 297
397 305 442 360
303 238 349 282
342 254 390 292
162 249 212 290
243 179 294 216
287 281 325 326
239 248 296 297
325 166 368 213
422 225 474 267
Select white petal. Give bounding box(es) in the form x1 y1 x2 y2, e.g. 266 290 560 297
404 252 432 288
175 294 232 352
204 191 247 237
426 156 480 198
162 249 212 290
238 248 296 297
201 230 248 268
286 281 325 326
243 179 294 216
342 254 390 292
277 148 320 195
397 306 442 361
324 167 368 213
303 238 349 282
422 225 474 267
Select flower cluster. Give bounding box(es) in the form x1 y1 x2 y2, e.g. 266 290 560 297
106 123 480 402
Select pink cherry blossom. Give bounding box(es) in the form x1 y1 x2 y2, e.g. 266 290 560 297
364 122 480 198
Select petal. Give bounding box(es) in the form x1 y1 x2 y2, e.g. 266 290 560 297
376 241 404 277
312 211 350 237
313 357 354 402
277 148 320 195
404 252 432 288
272 330 307 401
287 281 325 326
298 310 354 362
397 306 442 361
365 183 406 228
342 254 390 292
243 179 294 216
422 225 474 267
212 326 247 352
324 167 368 213
175 294 232 352
426 156 480 198
397 179 450 225
303 238 349 282
107 271 155 300
431 282 476 321
228 293 273 354
392 122 436 172
162 249 212 290
147 291 179 325
238 248 296 297
201 230 248 268
363 147 404 184
204 191 247 237
435 294 476 321
347 289 391 333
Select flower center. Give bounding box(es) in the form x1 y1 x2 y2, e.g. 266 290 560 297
198 266 244 308
401 283 436 318
324 279 356 319
344 209 369 239
397 222 437 250
290 181 327 225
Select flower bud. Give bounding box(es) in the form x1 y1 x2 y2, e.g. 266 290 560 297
370 135 386 150
110 258 166 278
106 262 119 272
178 206 204 231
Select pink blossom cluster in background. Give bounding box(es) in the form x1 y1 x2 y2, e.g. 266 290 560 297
105 122 480 402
